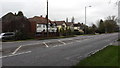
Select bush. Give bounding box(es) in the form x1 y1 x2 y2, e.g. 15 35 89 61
118 39 120 41
15 31 30 40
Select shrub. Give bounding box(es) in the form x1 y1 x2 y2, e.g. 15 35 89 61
15 31 30 40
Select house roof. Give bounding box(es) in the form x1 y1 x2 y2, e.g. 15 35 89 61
29 16 51 24
54 21 66 25
65 22 73 26
73 23 81 27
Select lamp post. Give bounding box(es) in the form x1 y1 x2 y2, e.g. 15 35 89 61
84 6 91 34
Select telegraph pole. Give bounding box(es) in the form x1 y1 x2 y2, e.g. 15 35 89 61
85 6 86 34
46 0 49 37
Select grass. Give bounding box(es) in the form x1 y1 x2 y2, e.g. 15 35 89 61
75 46 119 67
118 39 120 41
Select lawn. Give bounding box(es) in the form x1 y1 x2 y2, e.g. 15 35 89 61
118 39 120 41
75 46 119 66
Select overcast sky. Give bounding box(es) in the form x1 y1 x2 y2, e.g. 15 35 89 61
0 0 119 26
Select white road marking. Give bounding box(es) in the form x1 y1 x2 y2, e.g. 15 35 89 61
0 56 8 59
0 51 31 59
43 42 49 47
87 45 110 57
12 45 23 55
53 45 58 47
76 41 81 42
58 40 66 45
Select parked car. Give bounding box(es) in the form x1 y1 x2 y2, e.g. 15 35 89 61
0 32 15 41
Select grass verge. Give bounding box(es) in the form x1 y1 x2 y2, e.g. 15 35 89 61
75 46 119 67
118 39 120 41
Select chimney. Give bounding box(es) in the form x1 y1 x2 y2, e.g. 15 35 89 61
40 15 43 17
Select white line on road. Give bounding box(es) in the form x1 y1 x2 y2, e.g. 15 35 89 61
0 51 32 59
0 56 8 59
76 41 81 42
12 45 23 55
43 42 49 47
58 40 66 45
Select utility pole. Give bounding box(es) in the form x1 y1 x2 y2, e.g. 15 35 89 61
46 0 49 37
85 6 86 34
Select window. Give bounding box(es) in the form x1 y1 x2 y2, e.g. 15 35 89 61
37 24 42 28
43 25 46 28
36 24 42 32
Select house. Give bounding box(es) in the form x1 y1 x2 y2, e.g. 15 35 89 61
54 21 67 32
65 22 74 32
73 23 84 33
29 16 57 37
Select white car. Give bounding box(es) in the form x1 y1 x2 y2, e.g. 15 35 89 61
0 33 5 39
0 32 15 40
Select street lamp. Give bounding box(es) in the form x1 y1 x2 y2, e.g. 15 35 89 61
84 6 92 34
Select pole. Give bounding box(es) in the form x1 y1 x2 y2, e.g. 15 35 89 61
85 6 86 34
84 6 91 34
46 0 49 37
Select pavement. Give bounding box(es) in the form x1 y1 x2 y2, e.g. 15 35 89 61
111 41 120 46
0 33 119 66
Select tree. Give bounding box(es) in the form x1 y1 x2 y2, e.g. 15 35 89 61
66 18 68 22
98 19 105 33
91 24 97 34
71 17 75 23
97 16 119 33
104 20 119 33
2 11 31 40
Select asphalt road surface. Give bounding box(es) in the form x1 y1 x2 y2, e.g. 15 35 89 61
0 33 119 66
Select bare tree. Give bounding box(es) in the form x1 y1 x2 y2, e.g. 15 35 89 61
71 16 75 23
106 16 117 21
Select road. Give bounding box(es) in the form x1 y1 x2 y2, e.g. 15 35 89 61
0 33 119 66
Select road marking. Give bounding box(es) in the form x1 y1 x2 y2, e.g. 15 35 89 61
12 45 23 55
0 51 31 59
53 45 58 47
43 42 49 47
87 45 110 57
58 40 66 45
0 56 8 59
76 41 81 42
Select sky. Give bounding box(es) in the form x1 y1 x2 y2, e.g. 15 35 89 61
0 0 119 26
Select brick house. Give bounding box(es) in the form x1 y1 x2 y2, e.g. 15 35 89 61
29 16 58 38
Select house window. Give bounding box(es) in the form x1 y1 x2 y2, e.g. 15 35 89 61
37 24 42 28
43 25 46 28
36 24 42 32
